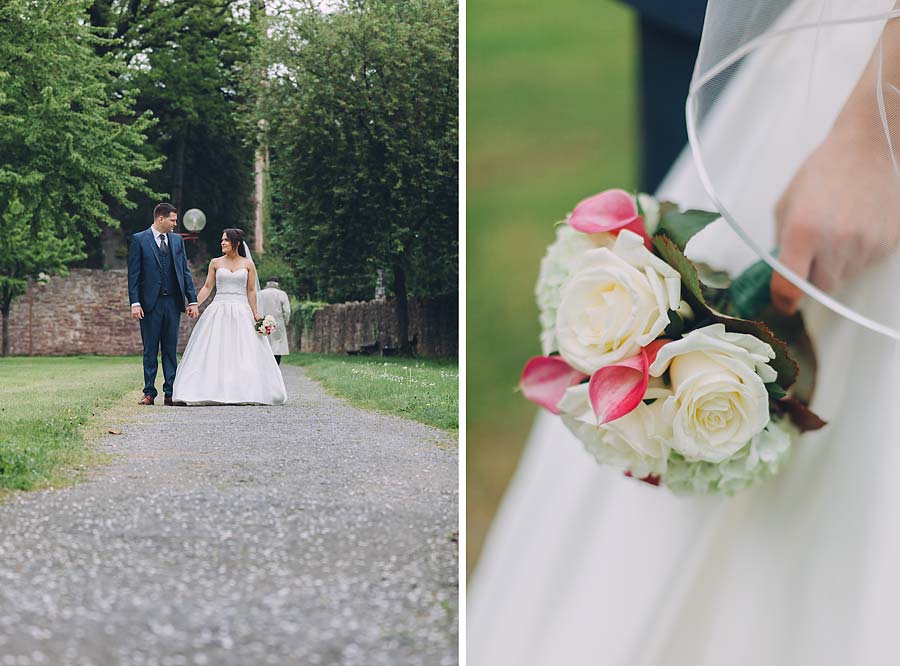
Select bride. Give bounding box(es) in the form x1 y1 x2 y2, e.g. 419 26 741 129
172 228 287 406
470 2 900 665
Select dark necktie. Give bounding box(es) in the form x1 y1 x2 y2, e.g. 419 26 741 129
159 234 168 255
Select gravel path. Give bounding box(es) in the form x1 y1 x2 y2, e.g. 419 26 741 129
0 366 458 666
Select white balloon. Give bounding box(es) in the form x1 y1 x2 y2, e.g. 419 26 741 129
182 208 207 232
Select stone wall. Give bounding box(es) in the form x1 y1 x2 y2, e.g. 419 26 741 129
5 269 457 358
6 268 204 356
294 294 457 357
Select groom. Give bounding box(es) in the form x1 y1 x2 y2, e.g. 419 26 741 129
127 202 199 406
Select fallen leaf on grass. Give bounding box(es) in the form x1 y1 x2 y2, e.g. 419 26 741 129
107 429 122 435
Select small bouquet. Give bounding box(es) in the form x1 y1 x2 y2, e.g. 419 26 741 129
520 189 825 495
255 314 277 336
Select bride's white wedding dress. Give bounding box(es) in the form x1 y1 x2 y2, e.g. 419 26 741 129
172 267 287 406
469 3 900 665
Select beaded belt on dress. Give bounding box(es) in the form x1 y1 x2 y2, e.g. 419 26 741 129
215 293 247 303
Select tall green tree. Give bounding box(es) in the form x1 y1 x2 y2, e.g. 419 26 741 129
257 0 458 353
86 0 256 258
0 0 161 355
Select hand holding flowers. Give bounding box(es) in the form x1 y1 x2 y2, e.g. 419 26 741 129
255 314 277 336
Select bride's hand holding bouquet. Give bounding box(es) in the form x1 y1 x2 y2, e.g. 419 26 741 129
254 314 276 336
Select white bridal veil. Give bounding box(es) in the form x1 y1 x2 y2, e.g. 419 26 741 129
686 0 900 339
243 243 261 310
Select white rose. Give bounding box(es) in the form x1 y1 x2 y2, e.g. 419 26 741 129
555 230 681 374
665 416 795 495
535 224 614 355
649 323 776 463
557 383 671 478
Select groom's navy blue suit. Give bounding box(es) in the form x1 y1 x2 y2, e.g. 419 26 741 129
620 0 708 192
127 228 198 399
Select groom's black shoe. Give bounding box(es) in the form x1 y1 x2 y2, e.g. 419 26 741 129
138 395 154 406
164 395 174 406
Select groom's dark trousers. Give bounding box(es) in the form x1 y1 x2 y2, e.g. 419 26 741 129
139 293 180 399
127 229 197 399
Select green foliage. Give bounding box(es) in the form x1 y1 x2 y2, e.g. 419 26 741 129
297 300 329 332
727 259 774 320
284 353 458 431
86 0 257 256
255 0 459 302
254 251 296 292
0 0 161 317
0 194 73 312
652 234 799 390
654 203 720 251
0 356 137 491
467 0 635 572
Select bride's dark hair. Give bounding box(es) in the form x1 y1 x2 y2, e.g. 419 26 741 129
223 228 247 257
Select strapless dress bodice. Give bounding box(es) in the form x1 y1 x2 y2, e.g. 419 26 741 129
215 267 248 302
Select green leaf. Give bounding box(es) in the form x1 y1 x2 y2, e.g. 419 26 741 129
765 382 788 399
634 191 645 218
655 205 720 251
755 306 819 406
694 261 733 289
728 259 773 320
652 234 799 390
663 310 684 338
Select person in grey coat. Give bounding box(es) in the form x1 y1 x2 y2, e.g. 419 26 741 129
256 279 291 365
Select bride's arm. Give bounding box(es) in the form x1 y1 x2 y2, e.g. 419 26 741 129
247 262 260 320
772 13 900 313
195 260 217 306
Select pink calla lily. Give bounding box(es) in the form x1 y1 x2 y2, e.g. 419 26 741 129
587 339 670 425
567 189 651 247
588 349 649 425
643 338 669 367
520 356 588 414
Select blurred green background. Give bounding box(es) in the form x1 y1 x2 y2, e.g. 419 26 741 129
467 0 637 575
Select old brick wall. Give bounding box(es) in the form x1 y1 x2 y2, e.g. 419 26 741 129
5 270 457 359
295 293 457 357
7 268 204 356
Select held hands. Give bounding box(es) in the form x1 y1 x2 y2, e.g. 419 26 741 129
771 123 900 314
132 305 199 319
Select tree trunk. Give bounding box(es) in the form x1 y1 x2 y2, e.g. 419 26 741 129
251 0 268 255
253 145 266 254
1 305 9 357
173 134 186 212
393 261 411 356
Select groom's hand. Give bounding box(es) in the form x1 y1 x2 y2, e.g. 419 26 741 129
186 304 199 319
131 305 144 320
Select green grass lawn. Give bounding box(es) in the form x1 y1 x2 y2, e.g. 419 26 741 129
0 356 141 492
284 353 459 433
468 0 637 573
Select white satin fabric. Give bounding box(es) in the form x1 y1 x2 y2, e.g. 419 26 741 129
172 268 287 406
468 2 900 663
